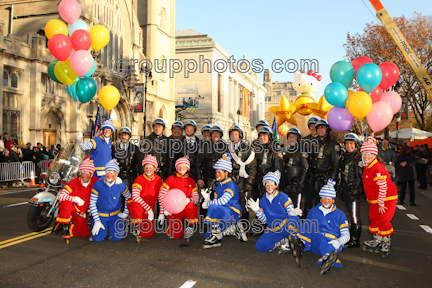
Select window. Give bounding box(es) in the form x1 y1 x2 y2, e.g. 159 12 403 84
159 8 167 32
3 69 8 86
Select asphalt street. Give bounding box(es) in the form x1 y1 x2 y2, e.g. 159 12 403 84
0 185 431 287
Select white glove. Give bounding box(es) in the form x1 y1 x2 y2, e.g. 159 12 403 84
92 221 105 235
201 188 211 202
115 177 123 185
118 212 128 219
247 198 260 213
72 196 85 207
186 198 191 204
164 209 172 216
77 132 83 141
329 239 341 250
158 214 165 225
147 209 154 221
202 201 209 209
289 207 303 217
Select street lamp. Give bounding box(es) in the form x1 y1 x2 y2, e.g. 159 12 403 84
143 65 152 137
237 109 241 125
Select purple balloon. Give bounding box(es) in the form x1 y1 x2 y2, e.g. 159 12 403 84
327 107 353 132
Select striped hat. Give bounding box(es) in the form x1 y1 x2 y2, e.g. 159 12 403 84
142 155 158 169
319 179 337 198
101 118 115 132
105 159 119 173
79 157 95 174
360 136 378 155
214 153 232 173
175 156 190 171
263 170 281 186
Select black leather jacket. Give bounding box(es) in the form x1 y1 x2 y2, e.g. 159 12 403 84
112 141 139 188
282 149 309 194
308 134 340 181
338 150 364 202
196 139 228 185
137 132 169 181
229 141 257 193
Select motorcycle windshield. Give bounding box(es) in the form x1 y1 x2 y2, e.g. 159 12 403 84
47 144 87 179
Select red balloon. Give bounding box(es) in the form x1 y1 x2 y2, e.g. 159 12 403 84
48 34 72 61
352 56 373 80
379 62 400 91
369 86 383 103
70 29 92 51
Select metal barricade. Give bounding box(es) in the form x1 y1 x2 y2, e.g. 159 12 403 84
38 159 52 173
0 161 35 185
21 161 35 181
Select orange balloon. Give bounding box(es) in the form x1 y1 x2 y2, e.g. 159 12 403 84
346 91 372 120
278 124 289 136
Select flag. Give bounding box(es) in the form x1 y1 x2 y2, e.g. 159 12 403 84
272 116 278 140
92 106 102 138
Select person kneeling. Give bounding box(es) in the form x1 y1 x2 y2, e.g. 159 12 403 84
53 157 99 241
202 154 247 249
89 160 131 242
248 171 302 253
288 179 349 275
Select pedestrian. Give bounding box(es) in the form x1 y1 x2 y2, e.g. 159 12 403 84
417 144 430 190
0 135 4 153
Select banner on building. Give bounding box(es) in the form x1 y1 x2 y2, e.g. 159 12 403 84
400 96 408 120
134 83 144 113
243 88 251 119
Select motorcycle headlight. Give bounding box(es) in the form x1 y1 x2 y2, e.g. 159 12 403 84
49 172 61 185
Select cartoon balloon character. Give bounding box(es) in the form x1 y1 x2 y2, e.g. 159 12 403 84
293 70 322 115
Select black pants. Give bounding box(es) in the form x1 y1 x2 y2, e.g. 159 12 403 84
344 201 362 225
399 180 415 203
418 166 428 188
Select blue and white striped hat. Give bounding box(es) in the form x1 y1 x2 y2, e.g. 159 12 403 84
263 170 281 186
214 153 233 173
105 159 120 173
319 179 337 198
101 118 115 132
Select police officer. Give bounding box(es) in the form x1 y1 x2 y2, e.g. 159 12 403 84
137 118 169 181
182 120 201 181
252 120 270 147
305 119 340 215
339 133 364 248
201 124 212 140
112 127 139 190
228 125 257 220
304 116 320 141
167 121 184 176
282 128 309 209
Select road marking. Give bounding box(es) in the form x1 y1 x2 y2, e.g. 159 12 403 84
396 205 406 210
0 188 40 196
0 228 51 250
3 202 28 208
179 280 197 288
420 225 432 234
406 214 419 220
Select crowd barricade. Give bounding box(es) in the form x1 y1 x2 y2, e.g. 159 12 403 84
38 159 52 173
0 161 35 185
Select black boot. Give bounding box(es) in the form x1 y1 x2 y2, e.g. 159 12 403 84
345 223 361 248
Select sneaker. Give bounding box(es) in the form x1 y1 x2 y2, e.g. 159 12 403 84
203 234 222 249
234 221 248 242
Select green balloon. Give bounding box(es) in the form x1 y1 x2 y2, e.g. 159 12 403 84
330 61 355 89
48 60 62 84
76 77 97 104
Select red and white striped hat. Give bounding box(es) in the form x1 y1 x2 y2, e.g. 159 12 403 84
80 157 95 174
175 156 190 171
360 136 378 155
142 155 158 169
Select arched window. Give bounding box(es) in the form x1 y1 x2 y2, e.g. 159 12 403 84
3 69 9 86
159 8 167 32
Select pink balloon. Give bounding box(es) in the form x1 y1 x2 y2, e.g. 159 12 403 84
369 86 383 103
352 56 373 80
70 50 94 77
48 34 73 61
164 188 187 215
379 62 400 91
59 0 81 24
381 91 402 115
67 48 75 60
366 101 394 132
71 29 91 51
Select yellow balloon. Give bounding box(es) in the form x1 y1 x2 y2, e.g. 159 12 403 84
18 141 24 148
45 19 68 39
347 91 372 120
89 25 110 51
54 60 78 85
99 85 120 111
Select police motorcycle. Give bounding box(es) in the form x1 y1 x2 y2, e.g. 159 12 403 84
27 143 87 232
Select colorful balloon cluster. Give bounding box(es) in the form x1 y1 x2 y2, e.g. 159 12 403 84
325 56 401 132
45 0 119 110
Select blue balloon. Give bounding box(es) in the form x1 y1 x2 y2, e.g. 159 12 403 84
330 61 354 89
66 79 78 101
76 77 97 104
357 63 382 93
324 82 348 108
68 20 88 37
83 60 96 77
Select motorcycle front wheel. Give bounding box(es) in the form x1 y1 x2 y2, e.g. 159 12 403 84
27 204 55 232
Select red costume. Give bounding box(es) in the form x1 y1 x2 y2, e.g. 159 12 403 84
159 172 199 239
127 174 163 238
55 176 99 237
363 158 398 237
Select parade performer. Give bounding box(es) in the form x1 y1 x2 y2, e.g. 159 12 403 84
158 157 199 239
78 118 114 178
288 179 350 275
127 155 163 240
201 153 248 249
360 136 397 257
248 171 302 253
89 160 131 242
53 157 99 241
